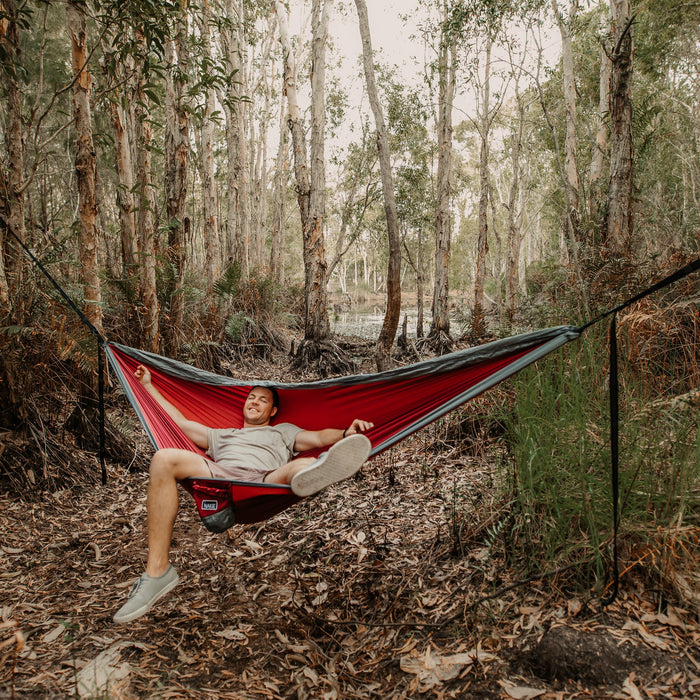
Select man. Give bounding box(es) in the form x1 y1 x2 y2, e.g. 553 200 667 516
114 364 373 624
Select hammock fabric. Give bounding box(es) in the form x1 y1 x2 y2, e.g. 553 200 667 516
107 325 580 529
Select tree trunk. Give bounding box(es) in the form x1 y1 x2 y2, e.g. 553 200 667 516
355 0 402 370
605 0 634 257
276 0 328 342
68 0 103 336
505 94 525 321
269 94 288 285
134 34 160 352
198 0 221 293
589 13 611 214
222 0 249 278
100 36 137 275
430 13 456 351
0 0 25 314
164 8 190 351
551 0 580 249
302 0 332 344
473 37 492 339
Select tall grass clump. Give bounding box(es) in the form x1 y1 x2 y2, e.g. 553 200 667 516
500 315 700 597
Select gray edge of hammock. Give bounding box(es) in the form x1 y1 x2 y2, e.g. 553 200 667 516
105 344 158 449
367 330 578 456
108 325 580 390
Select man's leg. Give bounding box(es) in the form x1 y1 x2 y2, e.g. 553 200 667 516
266 435 371 497
145 448 212 577
114 448 210 623
264 457 315 485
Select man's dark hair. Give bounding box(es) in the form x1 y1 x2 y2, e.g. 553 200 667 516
251 385 280 409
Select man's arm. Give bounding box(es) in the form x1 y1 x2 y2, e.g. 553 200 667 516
135 365 209 449
293 418 374 453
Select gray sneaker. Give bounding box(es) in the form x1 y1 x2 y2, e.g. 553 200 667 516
291 434 371 497
113 565 179 624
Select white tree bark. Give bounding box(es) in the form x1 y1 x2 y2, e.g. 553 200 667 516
355 0 402 368
431 10 456 344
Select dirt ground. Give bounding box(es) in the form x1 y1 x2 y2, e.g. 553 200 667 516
2 435 699 699
1 340 699 699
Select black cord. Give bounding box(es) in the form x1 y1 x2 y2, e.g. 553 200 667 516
601 314 619 606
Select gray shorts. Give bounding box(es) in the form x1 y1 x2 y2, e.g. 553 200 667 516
204 458 272 483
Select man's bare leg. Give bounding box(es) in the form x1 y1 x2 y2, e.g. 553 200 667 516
265 435 371 497
264 457 315 486
145 449 211 577
114 448 211 623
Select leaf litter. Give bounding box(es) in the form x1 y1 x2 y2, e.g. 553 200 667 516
2 350 700 698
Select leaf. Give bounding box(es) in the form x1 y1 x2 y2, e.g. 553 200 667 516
400 646 498 688
75 641 145 699
214 627 248 642
499 683 547 699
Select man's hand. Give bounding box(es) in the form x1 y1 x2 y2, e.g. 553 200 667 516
135 364 152 386
344 419 374 436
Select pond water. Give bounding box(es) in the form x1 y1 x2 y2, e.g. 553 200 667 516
331 306 431 340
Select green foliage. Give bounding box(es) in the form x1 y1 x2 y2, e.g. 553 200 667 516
498 323 700 589
213 261 243 299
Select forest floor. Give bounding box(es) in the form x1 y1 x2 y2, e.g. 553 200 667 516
1 339 699 699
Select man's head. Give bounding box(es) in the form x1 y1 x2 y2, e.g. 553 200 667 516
242 386 279 427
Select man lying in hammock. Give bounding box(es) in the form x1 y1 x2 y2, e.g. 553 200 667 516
114 364 373 624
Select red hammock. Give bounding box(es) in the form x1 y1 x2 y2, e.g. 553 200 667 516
107 326 579 529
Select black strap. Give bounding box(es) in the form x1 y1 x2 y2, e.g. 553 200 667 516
601 313 620 606
1 216 107 485
577 256 700 607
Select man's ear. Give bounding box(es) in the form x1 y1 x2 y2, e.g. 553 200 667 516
270 405 278 418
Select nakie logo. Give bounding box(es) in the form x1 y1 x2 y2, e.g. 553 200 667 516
202 500 219 511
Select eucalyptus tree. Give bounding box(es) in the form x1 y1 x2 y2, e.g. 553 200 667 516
67 0 102 336
604 0 634 257
163 0 191 351
220 0 250 278
550 0 581 256
354 0 402 370
429 1 457 349
0 0 28 314
193 0 222 293
276 0 349 372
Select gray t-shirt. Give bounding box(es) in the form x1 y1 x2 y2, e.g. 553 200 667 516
205 423 302 473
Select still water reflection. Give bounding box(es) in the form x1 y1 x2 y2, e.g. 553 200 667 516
331 306 430 340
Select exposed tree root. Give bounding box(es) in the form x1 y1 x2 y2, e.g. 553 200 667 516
290 338 356 377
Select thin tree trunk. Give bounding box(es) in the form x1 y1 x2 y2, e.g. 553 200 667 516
505 97 525 320
589 13 611 212
164 9 190 351
222 0 249 278
551 0 580 248
355 0 402 370
302 0 332 343
270 94 288 285
198 0 221 293
276 0 329 345
68 0 102 336
473 37 492 338
430 12 456 350
134 33 160 352
100 36 137 275
605 0 634 257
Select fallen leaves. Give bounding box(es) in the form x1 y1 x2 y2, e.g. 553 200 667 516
1 395 699 698
400 645 498 691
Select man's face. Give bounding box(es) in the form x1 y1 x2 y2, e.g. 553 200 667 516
242 387 277 426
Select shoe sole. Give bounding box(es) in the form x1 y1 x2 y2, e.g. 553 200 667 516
291 434 371 497
113 573 180 624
